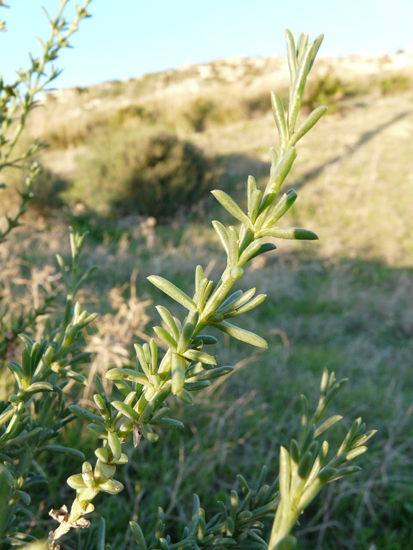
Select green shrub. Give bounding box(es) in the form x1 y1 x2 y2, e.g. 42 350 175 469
73 126 212 218
108 104 159 127
377 74 410 96
303 73 356 113
183 96 249 132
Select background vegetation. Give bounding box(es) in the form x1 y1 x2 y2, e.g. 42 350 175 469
1 47 413 549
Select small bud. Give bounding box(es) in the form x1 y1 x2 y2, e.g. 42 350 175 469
229 267 244 280
82 462 93 473
82 471 95 488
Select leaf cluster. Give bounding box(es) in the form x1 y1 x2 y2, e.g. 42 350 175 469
269 370 376 550
0 228 97 546
87 369 375 550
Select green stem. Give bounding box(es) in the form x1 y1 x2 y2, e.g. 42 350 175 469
269 506 299 548
55 296 73 353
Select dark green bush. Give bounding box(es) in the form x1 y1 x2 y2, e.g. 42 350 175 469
24 164 68 213
185 98 217 132
73 126 212 218
245 92 272 116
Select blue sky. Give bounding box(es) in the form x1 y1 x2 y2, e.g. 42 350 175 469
1 0 412 89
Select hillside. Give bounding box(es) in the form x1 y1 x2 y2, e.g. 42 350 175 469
20 50 413 267
34 49 413 127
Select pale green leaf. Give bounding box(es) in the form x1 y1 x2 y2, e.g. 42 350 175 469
106 368 149 385
182 349 216 365
212 321 268 348
227 294 266 317
271 91 288 146
153 326 178 351
108 431 122 460
263 190 298 228
98 478 124 495
289 105 327 147
112 401 140 423
155 305 180 340
148 276 196 311
247 175 257 212
257 227 318 240
264 147 297 197
285 29 297 80
171 353 186 395
288 42 315 133
211 190 251 228
212 221 230 257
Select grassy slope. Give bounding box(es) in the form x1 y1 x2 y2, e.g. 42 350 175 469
2 53 413 549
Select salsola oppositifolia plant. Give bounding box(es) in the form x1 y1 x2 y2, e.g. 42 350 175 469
0 4 376 547
0 0 95 546
45 31 375 549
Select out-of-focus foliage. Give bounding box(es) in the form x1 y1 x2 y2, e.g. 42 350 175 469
74 127 212 218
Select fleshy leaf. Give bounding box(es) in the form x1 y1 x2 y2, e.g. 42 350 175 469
211 190 251 228
112 401 140 423
171 353 186 395
289 105 327 146
106 368 149 385
148 276 196 311
183 349 216 365
212 321 268 348
212 221 230 257
271 91 288 150
257 227 318 240
98 479 124 495
153 326 178 351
